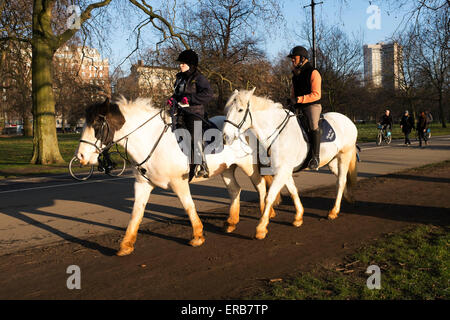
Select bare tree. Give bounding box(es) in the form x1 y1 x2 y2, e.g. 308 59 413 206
0 0 32 132
28 0 114 164
413 7 449 127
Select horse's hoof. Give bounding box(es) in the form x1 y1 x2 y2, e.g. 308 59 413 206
189 236 205 247
255 229 267 240
116 246 134 256
293 219 303 227
328 211 339 220
224 224 236 233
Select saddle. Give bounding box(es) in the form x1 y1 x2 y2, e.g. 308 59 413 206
258 109 337 173
292 111 336 172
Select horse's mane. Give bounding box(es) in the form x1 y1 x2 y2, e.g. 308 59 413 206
225 90 283 113
249 95 283 112
113 95 159 116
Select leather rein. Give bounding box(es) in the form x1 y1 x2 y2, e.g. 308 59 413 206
78 109 170 178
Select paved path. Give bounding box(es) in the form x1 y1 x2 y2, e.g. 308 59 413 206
0 136 449 255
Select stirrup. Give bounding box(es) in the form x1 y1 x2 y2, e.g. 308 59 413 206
195 164 209 178
308 157 319 171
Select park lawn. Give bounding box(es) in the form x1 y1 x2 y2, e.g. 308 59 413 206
0 133 81 179
0 122 449 178
250 224 449 300
356 122 450 143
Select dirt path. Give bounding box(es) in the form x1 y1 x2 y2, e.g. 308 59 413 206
0 162 449 300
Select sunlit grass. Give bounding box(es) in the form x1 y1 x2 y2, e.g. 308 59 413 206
250 225 449 300
356 122 450 143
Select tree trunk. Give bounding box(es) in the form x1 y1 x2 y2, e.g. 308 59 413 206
438 92 446 128
30 37 65 164
23 117 33 137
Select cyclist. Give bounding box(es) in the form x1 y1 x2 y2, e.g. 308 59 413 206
379 109 393 135
100 148 114 174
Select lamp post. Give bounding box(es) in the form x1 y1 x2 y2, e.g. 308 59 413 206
304 0 323 68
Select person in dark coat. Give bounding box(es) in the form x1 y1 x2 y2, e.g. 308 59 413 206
416 111 429 148
167 49 213 178
400 110 414 146
379 109 393 132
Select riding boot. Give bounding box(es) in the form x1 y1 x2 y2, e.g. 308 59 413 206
308 129 321 170
194 140 209 178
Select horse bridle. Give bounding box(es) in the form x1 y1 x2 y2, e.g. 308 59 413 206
224 100 252 131
223 99 294 151
78 108 169 175
79 114 111 154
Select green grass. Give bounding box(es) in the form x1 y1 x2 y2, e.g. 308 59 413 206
356 122 450 143
0 133 81 178
0 122 449 178
250 225 449 300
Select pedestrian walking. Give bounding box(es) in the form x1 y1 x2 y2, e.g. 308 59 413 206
416 111 429 148
400 110 414 146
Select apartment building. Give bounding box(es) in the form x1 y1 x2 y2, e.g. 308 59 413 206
115 60 176 101
54 45 110 90
363 42 404 90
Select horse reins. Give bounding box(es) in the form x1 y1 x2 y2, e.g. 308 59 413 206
224 99 294 153
265 109 295 153
78 109 170 180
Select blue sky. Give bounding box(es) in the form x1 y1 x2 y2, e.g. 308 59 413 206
265 0 413 59
103 0 413 75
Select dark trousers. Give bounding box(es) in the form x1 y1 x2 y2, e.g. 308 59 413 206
184 106 205 165
418 130 427 146
404 132 411 145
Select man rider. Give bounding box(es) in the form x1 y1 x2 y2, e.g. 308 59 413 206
288 45 322 170
168 49 213 178
380 109 393 133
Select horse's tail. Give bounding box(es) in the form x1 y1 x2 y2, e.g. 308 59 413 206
344 145 358 204
263 175 282 206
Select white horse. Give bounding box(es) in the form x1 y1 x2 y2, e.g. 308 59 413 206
223 89 358 240
76 97 272 256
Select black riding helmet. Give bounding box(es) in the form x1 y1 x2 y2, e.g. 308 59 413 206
287 46 309 59
176 49 199 67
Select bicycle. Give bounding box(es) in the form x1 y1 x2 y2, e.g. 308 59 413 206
69 146 127 181
376 124 392 146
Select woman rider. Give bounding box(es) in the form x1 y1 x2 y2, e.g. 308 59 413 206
288 45 322 170
168 49 213 178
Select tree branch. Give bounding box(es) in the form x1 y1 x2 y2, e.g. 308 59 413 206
128 0 190 49
55 0 112 49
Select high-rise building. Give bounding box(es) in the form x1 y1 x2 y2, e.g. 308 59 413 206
363 43 383 88
363 42 403 90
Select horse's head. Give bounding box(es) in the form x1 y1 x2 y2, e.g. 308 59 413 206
223 87 256 145
76 98 125 165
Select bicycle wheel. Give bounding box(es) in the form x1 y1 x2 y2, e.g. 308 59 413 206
106 151 127 177
386 133 392 144
376 131 382 146
69 156 94 181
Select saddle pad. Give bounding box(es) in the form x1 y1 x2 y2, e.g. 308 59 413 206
297 115 336 143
